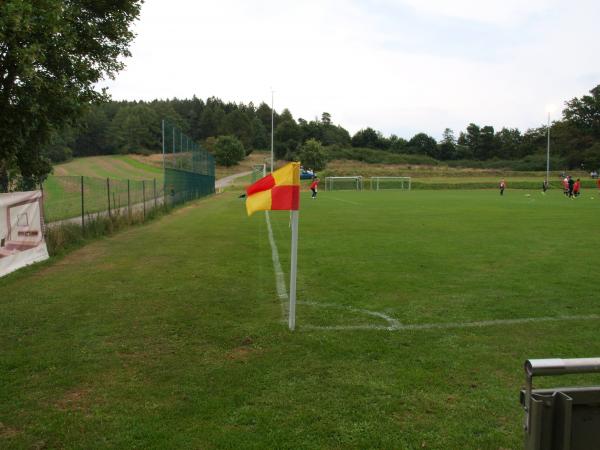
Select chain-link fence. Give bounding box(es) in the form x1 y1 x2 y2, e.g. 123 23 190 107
42 175 163 225
162 119 215 205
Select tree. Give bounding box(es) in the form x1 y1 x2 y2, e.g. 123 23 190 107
563 84 600 138
222 109 253 150
251 117 268 150
321 112 332 125
110 104 160 154
299 139 327 171
42 127 75 163
274 112 301 159
407 133 437 157
351 127 387 149
199 98 225 139
494 128 522 159
479 126 497 159
437 128 456 160
0 0 143 190
214 136 245 167
389 135 408 153
73 105 113 156
256 102 276 131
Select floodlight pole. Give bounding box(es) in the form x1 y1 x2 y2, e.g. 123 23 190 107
161 119 165 170
289 209 299 331
546 112 551 186
270 89 274 173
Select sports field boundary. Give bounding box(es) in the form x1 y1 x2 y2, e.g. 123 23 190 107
263 209 600 332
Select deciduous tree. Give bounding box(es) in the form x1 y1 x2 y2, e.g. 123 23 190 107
0 0 143 190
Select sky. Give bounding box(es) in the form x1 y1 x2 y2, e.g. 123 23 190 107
102 0 600 139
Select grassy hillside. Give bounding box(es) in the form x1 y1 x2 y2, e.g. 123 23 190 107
134 151 272 179
322 159 596 189
2 190 600 447
53 155 163 181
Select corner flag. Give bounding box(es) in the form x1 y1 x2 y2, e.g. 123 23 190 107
246 162 301 331
246 162 300 216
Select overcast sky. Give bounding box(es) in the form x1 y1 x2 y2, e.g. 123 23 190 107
102 0 600 139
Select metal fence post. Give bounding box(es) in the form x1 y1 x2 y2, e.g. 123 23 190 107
153 178 157 210
81 176 85 229
106 178 111 218
127 179 131 220
142 180 146 220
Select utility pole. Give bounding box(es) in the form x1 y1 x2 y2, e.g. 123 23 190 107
546 112 551 186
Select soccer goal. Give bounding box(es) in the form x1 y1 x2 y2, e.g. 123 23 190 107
370 176 411 191
251 164 267 182
325 176 364 191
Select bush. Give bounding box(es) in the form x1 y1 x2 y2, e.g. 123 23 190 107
46 205 167 256
325 146 439 165
446 154 565 171
214 135 245 166
299 139 327 171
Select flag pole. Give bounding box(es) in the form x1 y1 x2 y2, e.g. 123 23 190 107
288 209 299 331
270 89 274 174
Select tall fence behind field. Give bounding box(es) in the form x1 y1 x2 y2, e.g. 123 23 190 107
162 119 215 204
42 175 163 225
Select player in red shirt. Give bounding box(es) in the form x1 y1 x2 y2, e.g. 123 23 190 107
573 178 581 197
310 177 319 199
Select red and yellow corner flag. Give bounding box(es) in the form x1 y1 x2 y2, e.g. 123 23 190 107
246 162 300 216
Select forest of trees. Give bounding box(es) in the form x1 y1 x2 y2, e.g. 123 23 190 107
45 84 600 172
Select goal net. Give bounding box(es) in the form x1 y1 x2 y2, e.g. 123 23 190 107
370 176 411 190
325 176 364 191
251 164 267 182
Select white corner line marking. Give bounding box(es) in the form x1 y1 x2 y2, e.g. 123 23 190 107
299 300 400 329
265 212 288 319
302 314 600 332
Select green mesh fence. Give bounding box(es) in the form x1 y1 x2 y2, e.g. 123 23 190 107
162 119 215 205
40 120 213 223
42 175 163 223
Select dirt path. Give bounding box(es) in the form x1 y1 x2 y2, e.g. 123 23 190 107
215 171 252 189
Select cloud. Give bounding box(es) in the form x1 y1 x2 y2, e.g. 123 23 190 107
387 0 554 24
102 0 600 139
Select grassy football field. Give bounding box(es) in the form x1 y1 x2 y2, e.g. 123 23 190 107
1 188 600 448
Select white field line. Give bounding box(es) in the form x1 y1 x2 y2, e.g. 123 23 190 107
264 211 288 320
322 196 361 205
302 314 600 332
263 211 600 333
299 301 400 329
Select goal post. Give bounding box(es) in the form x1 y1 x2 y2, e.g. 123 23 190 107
325 176 364 191
370 176 411 191
251 164 267 182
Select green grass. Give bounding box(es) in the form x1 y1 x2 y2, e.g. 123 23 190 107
53 155 163 181
2 189 600 448
43 156 164 222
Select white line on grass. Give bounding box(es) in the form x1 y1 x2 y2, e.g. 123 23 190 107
265 211 288 319
299 301 400 329
263 210 600 333
302 314 600 332
322 196 361 205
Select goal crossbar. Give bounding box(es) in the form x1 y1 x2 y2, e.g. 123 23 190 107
370 176 411 191
325 176 363 191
